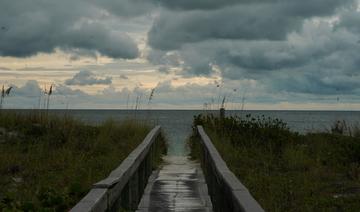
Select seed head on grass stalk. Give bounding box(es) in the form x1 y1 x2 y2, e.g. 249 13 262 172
221 95 226 109
0 85 4 109
148 88 155 105
1 85 4 98
45 85 53 110
0 85 13 109
146 88 156 123
5 87 12 96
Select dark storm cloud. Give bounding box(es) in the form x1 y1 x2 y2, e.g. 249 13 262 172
0 0 142 58
65 70 112 86
154 0 350 11
270 74 360 95
146 0 360 98
150 15 360 97
154 0 239 10
148 0 355 50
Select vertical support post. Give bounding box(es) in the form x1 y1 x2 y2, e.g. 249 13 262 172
138 160 146 199
121 183 130 210
129 170 139 210
145 149 151 178
149 145 154 171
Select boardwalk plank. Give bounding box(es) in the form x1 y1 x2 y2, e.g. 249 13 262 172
137 156 212 212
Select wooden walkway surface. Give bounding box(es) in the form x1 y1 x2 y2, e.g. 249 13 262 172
137 156 213 212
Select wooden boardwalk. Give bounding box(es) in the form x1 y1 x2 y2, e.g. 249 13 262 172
137 156 213 212
71 125 263 212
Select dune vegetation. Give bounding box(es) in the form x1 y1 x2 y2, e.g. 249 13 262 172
0 111 166 211
189 113 360 211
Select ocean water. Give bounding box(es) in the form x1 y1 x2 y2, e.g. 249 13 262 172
13 110 360 156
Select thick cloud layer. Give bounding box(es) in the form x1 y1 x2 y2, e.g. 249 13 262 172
147 0 360 97
149 0 355 50
0 0 141 58
338 10 360 34
154 0 239 10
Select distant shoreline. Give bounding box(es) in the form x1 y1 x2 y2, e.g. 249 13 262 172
2 108 360 112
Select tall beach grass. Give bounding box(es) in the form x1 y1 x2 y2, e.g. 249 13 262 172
0 111 166 211
189 113 360 211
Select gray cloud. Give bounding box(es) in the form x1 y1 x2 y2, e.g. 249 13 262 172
269 73 360 95
9 80 88 97
337 10 360 34
147 50 181 67
3 78 360 109
177 22 360 94
0 0 140 58
3 80 89 109
55 84 89 97
147 1 360 97
93 0 154 17
10 80 42 97
148 0 354 50
154 0 239 10
65 70 112 86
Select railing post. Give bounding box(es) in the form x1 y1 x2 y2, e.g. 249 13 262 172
145 150 151 179
138 159 146 200
129 170 139 209
121 183 130 209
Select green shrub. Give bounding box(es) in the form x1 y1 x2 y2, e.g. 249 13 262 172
190 114 360 211
0 111 164 211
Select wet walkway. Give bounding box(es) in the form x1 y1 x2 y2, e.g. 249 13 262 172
137 156 213 212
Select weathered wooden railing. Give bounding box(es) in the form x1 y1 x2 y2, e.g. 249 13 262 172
197 126 264 212
71 126 162 212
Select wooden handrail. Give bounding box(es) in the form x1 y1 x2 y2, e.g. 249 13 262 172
197 126 264 212
71 125 161 212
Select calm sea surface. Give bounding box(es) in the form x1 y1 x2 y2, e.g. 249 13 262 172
14 110 360 155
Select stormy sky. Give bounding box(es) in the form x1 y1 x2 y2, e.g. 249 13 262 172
0 0 360 109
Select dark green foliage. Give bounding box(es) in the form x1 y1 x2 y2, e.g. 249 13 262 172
0 111 165 211
190 114 360 211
